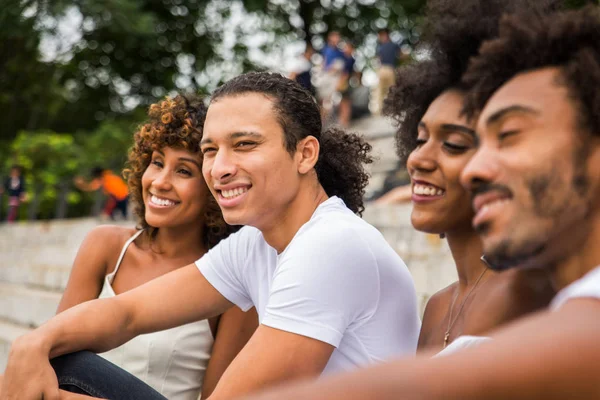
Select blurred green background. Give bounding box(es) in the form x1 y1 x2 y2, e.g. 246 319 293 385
0 0 596 220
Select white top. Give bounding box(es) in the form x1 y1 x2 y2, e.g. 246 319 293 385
436 335 492 357
551 265 600 310
99 230 213 400
196 196 420 374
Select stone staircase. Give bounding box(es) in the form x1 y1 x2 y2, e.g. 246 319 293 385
0 218 132 371
0 115 457 373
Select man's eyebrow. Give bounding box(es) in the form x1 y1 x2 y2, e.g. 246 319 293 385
485 105 540 126
440 124 476 138
200 131 264 146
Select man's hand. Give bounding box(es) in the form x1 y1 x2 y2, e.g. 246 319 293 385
0 335 60 400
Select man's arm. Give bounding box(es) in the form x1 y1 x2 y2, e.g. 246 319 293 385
1 264 233 400
241 298 600 400
207 325 334 399
201 306 259 398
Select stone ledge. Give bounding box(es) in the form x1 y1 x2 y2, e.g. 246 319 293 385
0 282 61 328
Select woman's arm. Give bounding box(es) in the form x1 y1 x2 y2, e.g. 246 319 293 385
201 307 259 398
1 264 234 400
56 226 125 313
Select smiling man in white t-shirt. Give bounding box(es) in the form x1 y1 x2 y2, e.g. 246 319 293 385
1 72 419 400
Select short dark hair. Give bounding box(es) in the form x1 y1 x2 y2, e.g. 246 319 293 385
211 72 373 215
91 166 105 178
463 6 600 137
384 0 563 165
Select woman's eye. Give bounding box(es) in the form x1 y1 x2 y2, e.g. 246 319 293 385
443 142 469 152
498 130 520 141
151 160 163 167
178 169 192 176
415 138 427 147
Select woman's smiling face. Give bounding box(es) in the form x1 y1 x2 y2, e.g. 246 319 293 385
407 89 478 234
142 146 209 229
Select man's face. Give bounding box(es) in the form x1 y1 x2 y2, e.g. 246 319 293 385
201 93 303 230
461 67 600 270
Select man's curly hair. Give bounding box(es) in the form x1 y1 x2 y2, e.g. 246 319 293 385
383 0 563 165
124 94 237 249
463 5 600 137
211 72 373 216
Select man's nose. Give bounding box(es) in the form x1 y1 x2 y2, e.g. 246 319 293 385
460 145 500 192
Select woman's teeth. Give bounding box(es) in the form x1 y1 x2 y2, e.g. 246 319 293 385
413 184 444 196
221 187 248 199
150 195 176 206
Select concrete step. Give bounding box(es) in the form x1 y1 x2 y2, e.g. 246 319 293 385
0 282 61 329
0 263 71 292
0 319 32 373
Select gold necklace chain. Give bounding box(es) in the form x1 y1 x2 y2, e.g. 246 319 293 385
443 263 489 349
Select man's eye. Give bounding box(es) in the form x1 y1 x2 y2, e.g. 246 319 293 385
202 147 216 155
236 141 256 148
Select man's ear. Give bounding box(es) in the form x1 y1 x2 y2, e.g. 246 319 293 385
296 136 320 175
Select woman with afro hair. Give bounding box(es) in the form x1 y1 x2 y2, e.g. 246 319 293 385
54 94 258 399
383 0 560 354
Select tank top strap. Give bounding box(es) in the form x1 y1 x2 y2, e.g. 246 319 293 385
111 230 145 277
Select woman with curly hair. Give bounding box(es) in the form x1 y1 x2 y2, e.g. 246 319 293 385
383 0 559 354
54 94 258 399
1 72 420 400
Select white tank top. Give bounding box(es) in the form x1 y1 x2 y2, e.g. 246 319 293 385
98 230 213 400
551 265 600 310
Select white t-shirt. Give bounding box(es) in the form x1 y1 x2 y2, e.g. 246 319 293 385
196 196 420 374
551 265 600 310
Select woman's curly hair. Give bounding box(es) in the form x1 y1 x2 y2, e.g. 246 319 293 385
383 0 563 165
211 72 373 216
124 94 238 249
463 5 600 136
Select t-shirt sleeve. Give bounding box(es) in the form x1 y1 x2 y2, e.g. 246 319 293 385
262 225 380 348
195 227 258 311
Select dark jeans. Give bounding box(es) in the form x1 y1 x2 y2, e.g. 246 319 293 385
51 351 167 399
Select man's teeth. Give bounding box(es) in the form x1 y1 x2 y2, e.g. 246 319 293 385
413 184 444 196
151 195 176 206
221 187 249 199
480 199 510 214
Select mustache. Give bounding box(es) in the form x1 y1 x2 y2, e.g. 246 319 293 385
470 182 513 198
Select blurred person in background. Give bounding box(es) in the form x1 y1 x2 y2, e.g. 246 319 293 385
375 28 400 114
337 41 357 127
1 165 27 223
74 166 129 220
317 31 347 123
288 43 315 95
